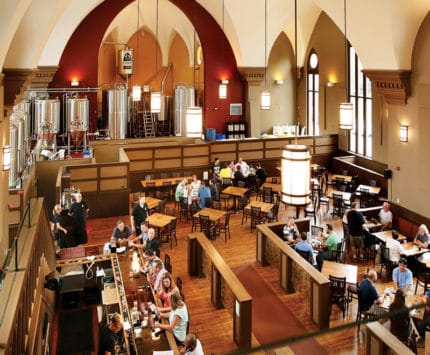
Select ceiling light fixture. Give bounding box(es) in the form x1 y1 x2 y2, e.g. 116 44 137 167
151 0 161 113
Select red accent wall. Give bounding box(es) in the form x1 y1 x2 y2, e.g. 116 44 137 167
50 0 245 135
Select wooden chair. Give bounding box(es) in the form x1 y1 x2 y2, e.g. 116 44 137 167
329 275 347 319
165 206 176 217
176 276 183 293
236 180 247 188
217 212 231 242
161 219 177 249
250 206 265 232
296 249 313 264
331 239 346 263
161 181 172 201
266 201 280 223
316 186 330 214
356 286 375 331
332 193 344 217
380 245 396 280
304 195 318 223
204 197 213 208
415 272 430 295
145 182 156 197
212 201 222 210
180 196 190 222
199 214 216 240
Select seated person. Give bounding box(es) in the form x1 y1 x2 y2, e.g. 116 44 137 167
390 289 411 342
283 217 300 242
414 224 430 249
155 288 189 345
392 258 414 293
316 224 338 269
295 232 314 263
99 312 124 355
152 260 167 294
157 272 179 314
197 181 211 210
180 333 204 355
378 202 393 231
143 228 160 256
142 249 162 275
386 230 404 263
255 162 267 186
238 157 249 177
111 219 132 246
414 289 430 338
358 270 383 313
233 164 245 182
220 163 232 180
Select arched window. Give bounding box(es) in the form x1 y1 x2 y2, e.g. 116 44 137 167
307 50 319 136
349 46 372 157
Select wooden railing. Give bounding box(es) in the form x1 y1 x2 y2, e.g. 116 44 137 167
0 198 57 354
256 222 330 330
187 232 252 349
366 322 414 354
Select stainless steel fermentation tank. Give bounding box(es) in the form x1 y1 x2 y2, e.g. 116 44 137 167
10 106 31 173
174 85 195 136
34 97 61 149
66 95 89 152
102 87 128 139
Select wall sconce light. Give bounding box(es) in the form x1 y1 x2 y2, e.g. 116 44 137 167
185 107 203 138
400 125 408 142
132 85 142 101
219 80 229 99
326 81 335 87
275 80 284 85
71 79 79 87
3 145 11 171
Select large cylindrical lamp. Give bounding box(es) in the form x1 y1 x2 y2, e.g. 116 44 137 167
151 92 161 113
132 85 142 101
3 145 11 171
339 102 353 130
281 144 311 205
185 107 202 138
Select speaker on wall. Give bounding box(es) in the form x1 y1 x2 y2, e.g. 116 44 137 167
384 168 392 179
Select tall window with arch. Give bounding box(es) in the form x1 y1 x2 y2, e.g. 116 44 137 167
307 50 319 136
349 46 372 157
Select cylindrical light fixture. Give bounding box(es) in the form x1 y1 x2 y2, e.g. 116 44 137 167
400 125 408 142
3 145 11 171
132 85 142 101
150 92 161 113
219 80 228 99
339 102 354 130
261 91 271 110
281 144 311 205
185 107 202 138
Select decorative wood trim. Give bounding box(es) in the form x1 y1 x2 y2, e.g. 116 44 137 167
238 67 266 86
362 69 411 105
31 66 58 88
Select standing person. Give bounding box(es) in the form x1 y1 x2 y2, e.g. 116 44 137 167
347 202 369 262
255 162 267 186
392 258 414 293
211 157 221 180
190 174 201 201
385 230 404 263
413 224 430 249
68 193 89 245
378 202 393 231
238 157 249 177
98 313 124 355
155 288 189 345
130 196 149 237
208 179 220 202
180 333 204 355
53 204 68 249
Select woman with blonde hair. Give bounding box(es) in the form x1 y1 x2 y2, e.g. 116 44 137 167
155 288 188 345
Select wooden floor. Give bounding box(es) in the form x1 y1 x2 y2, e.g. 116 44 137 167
83 194 423 355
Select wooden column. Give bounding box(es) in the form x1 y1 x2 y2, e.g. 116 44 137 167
211 265 222 309
233 298 252 349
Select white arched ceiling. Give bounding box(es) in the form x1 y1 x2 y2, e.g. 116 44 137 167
104 0 196 67
1 0 429 72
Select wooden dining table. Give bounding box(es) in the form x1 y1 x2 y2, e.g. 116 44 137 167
321 260 358 285
356 184 381 195
147 212 176 238
401 242 429 257
373 230 407 244
261 182 282 193
332 174 353 182
193 207 226 223
330 190 352 202
244 200 274 214
140 176 192 188
221 186 249 212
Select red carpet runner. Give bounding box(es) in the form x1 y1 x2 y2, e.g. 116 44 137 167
232 264 327 354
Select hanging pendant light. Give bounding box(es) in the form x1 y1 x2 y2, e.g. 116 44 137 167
281 0 311 207
218 0 228 99
260 0 271 110
151 0 161 113
339 0 353 130
132 0 142 102
185 0 202 138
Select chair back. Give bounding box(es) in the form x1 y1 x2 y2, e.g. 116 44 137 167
222 177 232 187
296 249 312 263
381 245 391 263
165 262 172 274
204 197 213 208
237 180 247 188
176 277 183 292
164 253 171 266
329 275 347 298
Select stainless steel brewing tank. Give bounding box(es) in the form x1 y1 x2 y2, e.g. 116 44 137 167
9 123 18 188
34 98 60 135
174 85 195 136
104 88 128 139
66 96 89 132
10 112 25 174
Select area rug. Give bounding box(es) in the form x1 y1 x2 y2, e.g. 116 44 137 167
56 308 95 354
232 264 327 354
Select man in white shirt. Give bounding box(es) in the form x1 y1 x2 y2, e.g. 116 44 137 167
385 230 404 263
238 157 249 177
378 202 393 231
180 333 204 355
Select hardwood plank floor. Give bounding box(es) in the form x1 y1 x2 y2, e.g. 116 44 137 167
83 195 423 354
